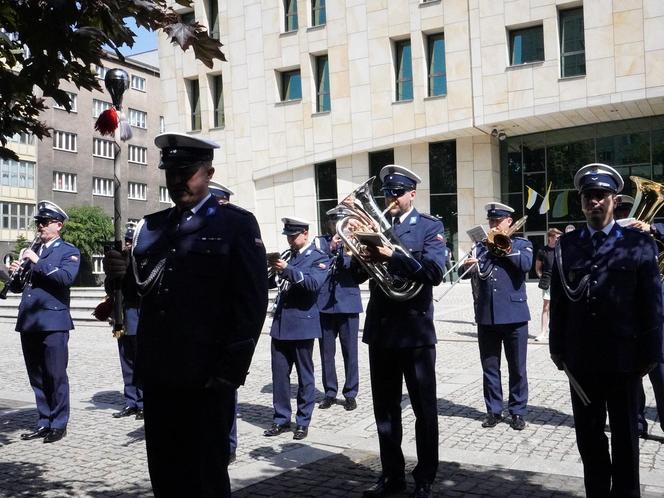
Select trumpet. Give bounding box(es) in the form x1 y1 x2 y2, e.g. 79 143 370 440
267 249 292 315
0 234 41 299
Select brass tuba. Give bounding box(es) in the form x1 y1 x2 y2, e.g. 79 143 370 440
626 176 664 276
485 216 528 257
330 177 423 301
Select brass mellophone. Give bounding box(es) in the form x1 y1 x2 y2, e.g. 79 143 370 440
0 234 41 299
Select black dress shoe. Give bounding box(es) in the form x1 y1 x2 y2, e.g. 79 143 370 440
135 409 144 420
510 414 526 431
293 425 308 440
263 423 291 437
411 481 432 498
20 427 50 440
344 398 357 411
363 475 407 497
112 406 138 418
318 397 335 409
43 428 66 443
481 413 503 428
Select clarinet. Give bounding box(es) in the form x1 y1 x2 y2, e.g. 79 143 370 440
0 234 41 299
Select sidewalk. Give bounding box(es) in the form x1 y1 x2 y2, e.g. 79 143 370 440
1 282 663 497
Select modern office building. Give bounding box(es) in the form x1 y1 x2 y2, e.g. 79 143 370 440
158 0 664 266
1 51 167 264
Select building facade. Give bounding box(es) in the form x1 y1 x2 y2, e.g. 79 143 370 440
158 0 664 264
3 51 167 260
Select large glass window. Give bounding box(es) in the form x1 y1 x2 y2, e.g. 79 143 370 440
0 202 35 230
315 54 330 112
369 149 394 201
284 0 298 32
395 39 413 101
509 25 544 65
188 79 201 131
427 33 446 97
429 141 458 258
0 159 35 188
280 69 302 101
500 116 664 237
560 7 585 77
315 161 337 233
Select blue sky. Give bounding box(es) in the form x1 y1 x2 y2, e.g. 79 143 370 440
118 18 157 55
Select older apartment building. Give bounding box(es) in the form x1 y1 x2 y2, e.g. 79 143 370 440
158 0 664 261
3 51 169 261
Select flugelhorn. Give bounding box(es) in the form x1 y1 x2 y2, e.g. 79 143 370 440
485 215 528 257
0 234 41 299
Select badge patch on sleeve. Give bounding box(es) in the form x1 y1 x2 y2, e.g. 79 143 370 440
70 255 79 261
436 234 445 242
318 263 327 269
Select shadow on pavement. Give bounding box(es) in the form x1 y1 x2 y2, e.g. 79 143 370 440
88 390 125 409
0 407 38 447
232 448 586 497
0 460 76 497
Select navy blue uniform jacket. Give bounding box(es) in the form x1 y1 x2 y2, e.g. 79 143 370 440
463 237 533 325
132 196 268 389
550 224 663 374
359 209 446 348
270 244 329 340
15 238 80 333
316 235 363 314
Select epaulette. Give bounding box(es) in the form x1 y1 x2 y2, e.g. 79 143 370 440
420 213 443 223
63 241 77 248
513 236 529 242
221 203 252 216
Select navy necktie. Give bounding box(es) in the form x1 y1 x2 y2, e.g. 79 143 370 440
592 231 606 253
178 209 192 230
393 216 401 227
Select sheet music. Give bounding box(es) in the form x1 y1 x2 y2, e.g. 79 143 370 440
466 225 487 244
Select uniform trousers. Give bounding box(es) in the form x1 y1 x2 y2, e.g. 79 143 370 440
319 313 359 399
271 338 315 427
570 372 641 498
144 384 235 498
20 331 70 429
477 322 528 415
368 345 438 484
230 390 238 453
638 362 664 433
117 333 143 409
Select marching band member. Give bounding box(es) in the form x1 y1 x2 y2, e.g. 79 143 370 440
462 203 532 431
550 163 663 497
264 217 329 441
15 201 80 444
316 211 362 412
354 165 446 498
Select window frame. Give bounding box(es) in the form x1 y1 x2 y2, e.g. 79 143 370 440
394 38 413 102
128 181 147 201
128 145 148 165
559 7 586 78
130 74 146 92
52 171 78 193
188 79 201 131
128 108 147 129
92 138 114 159
311 0 326 27
53 130 77 152
426 32 447 97
52 91 78 112
284 0 298 32
211 74 225 128
314 54 330 113
508 24 545 66
92 177 114 197
280 69 302 102
93 99 112 118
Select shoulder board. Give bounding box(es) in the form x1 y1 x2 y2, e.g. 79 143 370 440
221 203 252 216
63 241 77 248
419 213 442 222
145 207 171 222
513 236 529 241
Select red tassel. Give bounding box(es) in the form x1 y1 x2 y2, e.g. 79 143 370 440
95 108 119 136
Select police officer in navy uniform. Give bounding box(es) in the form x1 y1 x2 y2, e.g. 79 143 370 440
354 165 446 498
549 163 663 498
14 201 80 444
616 196 664 440
108 223 144 420
264 217 329 441
316 211 362 411
112 132 268 498
208 180 240 462
462 202 532 431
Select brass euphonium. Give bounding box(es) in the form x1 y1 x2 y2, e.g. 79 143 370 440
626 176 664 277
330 177 423 302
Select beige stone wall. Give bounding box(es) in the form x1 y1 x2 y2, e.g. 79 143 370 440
159 0 664 252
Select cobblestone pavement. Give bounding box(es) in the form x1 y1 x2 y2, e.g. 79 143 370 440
1 282 663 497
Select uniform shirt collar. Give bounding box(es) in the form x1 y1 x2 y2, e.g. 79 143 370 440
188 193 212 215
586 219 615 237
397 207 415 224
43 236 61 249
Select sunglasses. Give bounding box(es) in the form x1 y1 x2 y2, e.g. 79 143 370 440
35 217 58 227
382 188 409 198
